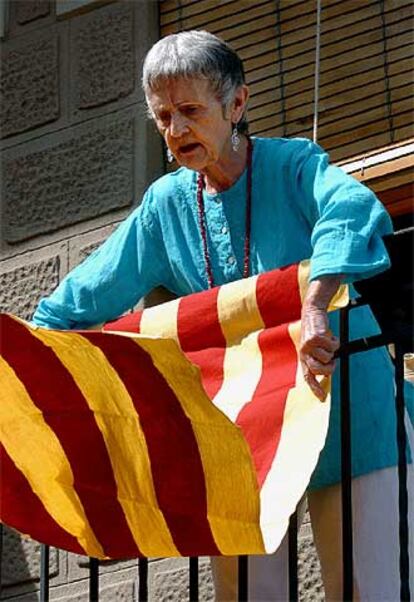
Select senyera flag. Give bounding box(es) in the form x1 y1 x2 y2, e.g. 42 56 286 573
0 260 347 559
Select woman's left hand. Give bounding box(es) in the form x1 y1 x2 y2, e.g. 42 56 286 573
300 276 342 400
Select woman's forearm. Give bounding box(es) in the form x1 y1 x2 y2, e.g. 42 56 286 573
303 275 343 311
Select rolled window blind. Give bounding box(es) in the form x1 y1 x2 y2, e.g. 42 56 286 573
160 0 413 163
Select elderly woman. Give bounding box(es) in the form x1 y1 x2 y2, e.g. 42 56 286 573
33 30 413 601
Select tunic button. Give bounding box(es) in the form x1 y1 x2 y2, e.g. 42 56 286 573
215 196 222 203
221 226 228 235
227 255 236 265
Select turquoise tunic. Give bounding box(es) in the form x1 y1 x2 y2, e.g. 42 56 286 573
33 137 411 489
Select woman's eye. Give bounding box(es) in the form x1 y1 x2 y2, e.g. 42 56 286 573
182 106 198 116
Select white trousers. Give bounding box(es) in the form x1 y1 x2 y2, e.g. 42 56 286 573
211 418 414 601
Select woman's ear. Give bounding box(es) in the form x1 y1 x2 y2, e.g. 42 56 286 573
231 85 249 123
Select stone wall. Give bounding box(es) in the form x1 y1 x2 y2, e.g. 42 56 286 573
0 1 324 599
0 1 165 600
0 0 162 316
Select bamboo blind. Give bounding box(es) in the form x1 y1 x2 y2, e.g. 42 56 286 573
159 0 413 163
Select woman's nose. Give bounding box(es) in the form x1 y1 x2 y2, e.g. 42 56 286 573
169 113 189 137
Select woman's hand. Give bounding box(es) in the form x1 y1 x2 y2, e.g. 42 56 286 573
300 277 342 400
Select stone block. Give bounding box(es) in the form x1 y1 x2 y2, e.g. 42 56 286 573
1 527 58 587
15 1 50 24
71 2 135 110
0 32 59 138
0 586 38 602
70 553 136 578
2 111 135 243
56 0 111 19
50 576 135 601
0 244 66 320
150 557 214 602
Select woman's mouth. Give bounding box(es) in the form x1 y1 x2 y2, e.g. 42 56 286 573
178 143 200 155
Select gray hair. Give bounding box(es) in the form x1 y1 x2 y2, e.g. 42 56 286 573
142 30 248 133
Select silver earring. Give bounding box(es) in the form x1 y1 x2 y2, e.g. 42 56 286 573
166 147 174 163
231 124 240 152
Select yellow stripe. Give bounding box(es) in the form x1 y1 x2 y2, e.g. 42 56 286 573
298 259 311 304
139 297 180 343
212 331 264 421
329 284 349 311
259 321 331 553
297 259 349 310
217 275 265 344
0 356 103 558
135 336 265 555
213 275 265 420
29 327 179 557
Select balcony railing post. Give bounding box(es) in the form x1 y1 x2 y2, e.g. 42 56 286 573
237 555 248 601
394 343 411 601
288 511 298 601
40 544 50 602
339 304 354 601
89 557 99 602
189 556 199 601
138 558 148 602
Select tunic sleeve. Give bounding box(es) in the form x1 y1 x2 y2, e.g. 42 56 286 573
32 187 169 329
291 139 393 283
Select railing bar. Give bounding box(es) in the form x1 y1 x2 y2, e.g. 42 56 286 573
40 545 50 602
237 555 248 602
189 556 199 601
394 343 411 601
336 333 394 357
89 557 99 602
288 512 298 601
138 558 148 601
340 306 353 601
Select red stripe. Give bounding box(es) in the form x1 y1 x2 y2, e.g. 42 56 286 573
256 264 302 328
0 443 85 555
0 315 142 558
177 288 226 399
104 310 142 333
177 287 226 351
186 348 227 400
236 324 298 487
80 331 221 556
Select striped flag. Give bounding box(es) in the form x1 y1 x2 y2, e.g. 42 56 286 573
0 261 347 559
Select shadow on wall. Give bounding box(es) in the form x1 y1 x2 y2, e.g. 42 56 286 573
0 526 49 601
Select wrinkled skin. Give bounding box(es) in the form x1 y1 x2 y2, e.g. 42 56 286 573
146 77 249 193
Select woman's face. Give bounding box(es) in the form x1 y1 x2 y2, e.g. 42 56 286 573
147 78 246 171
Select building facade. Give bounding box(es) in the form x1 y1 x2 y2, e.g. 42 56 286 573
0 1 412 600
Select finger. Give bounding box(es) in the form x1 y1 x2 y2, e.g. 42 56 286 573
303 371 326 401
305 356 336 376
329 335 340 351
302 334 339 353
308 346 335 364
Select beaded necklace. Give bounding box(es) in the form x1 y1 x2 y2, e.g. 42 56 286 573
196 136 253 289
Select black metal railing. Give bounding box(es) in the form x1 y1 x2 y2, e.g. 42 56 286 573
338 298 411 601
0 229 412 602
338 227 413 601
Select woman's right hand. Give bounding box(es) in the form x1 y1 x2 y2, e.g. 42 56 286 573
300 304 339 400
300 276 342 400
